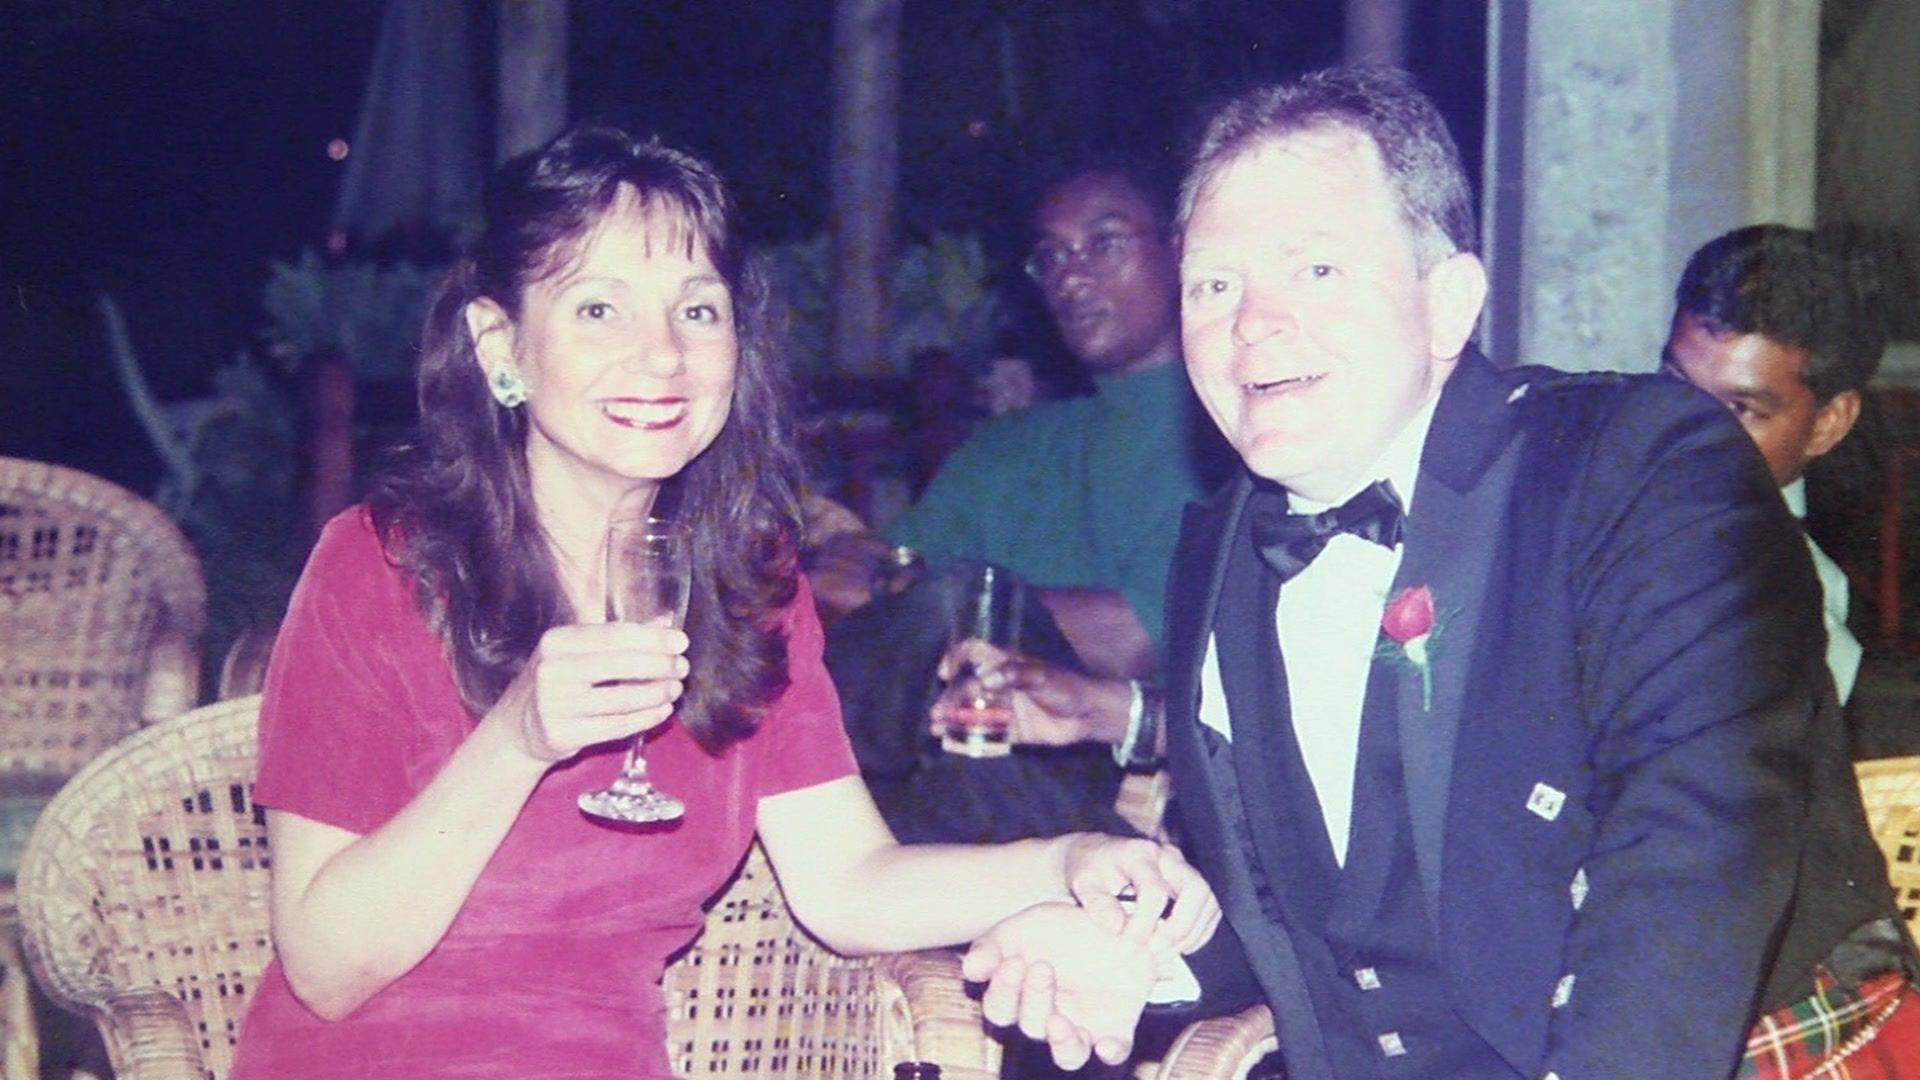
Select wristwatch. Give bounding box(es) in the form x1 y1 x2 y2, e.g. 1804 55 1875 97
1112 679 1165 769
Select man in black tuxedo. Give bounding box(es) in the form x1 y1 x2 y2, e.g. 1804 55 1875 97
970 67 1913 1077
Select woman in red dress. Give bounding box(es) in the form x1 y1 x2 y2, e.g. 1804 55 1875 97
231 126 1215 1079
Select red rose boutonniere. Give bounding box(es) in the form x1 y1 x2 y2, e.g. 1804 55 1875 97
1375 585 1444 710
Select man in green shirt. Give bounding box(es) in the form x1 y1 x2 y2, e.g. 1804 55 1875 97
819 160 1228 795
889 165 1225 674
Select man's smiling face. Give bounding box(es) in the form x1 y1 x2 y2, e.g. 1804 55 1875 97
1179 125 1480 501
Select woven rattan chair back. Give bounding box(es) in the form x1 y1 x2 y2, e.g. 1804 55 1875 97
1148 1005 1277 1079
17 696 996 1079
1855 756 1920 928
0 457 205 779
16 695 268 1079
662 842 916 1077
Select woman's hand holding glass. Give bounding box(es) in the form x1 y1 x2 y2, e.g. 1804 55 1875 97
578 513 692 821
489 621 689 766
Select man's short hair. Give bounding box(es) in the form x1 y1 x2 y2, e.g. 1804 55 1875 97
1674 224 1890 401
1029 146 1178 234
1176 66 1476 271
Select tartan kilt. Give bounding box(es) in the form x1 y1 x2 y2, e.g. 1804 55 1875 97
1739 971 1920 1078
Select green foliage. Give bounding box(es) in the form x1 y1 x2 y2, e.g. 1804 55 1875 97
260 249 439 382
101 290 305 683
893 232 1006 366
150 356 295 514
758 231 1008 378
149 353 305 691
760 233 834 380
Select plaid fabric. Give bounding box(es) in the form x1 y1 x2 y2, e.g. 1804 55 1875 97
1739 971 1920 1078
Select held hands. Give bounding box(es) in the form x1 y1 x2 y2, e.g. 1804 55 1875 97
963 902 1156 1069
963 837 1222 1069
932 640 1133 747
1060 834 1221 955
488 622 689 764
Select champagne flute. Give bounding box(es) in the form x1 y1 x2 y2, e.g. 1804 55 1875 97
578 514 691 823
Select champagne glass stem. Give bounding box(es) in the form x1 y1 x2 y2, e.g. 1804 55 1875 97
578 514 688 824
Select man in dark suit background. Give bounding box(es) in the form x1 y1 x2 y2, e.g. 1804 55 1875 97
970 67 1915 1077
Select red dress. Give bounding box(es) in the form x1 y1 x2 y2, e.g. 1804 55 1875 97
232 510 858 1079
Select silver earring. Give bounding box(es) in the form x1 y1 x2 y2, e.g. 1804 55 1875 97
489 368 527 408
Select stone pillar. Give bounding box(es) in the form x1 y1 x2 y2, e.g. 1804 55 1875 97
1819 0 1920 381
1481 0 1818 373
1345 0 1410 67
1746 0 1819 226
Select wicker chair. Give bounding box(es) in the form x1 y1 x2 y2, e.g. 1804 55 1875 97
15 696 1000 1079
0 455 206 879
0 457 205 782
1 457 207 1078
1854 756 1920 929
213 625 276 703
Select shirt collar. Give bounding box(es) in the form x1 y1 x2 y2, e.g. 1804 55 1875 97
1781 477 1808 519
1092 359 1185 411
1287 389 1443 518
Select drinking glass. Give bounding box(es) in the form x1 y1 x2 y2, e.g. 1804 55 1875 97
578 515 691 823
935 564 1023 758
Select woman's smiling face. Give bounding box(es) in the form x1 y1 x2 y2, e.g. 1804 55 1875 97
468 187 739 511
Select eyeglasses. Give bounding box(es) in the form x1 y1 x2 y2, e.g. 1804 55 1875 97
1022 228 1154 284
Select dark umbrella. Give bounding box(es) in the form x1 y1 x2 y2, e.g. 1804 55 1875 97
330 0 484 245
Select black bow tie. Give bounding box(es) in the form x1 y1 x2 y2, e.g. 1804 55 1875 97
1250 479 1406 582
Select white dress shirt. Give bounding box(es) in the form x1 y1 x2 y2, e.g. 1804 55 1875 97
1197 391 1441 866
1782 479 1862 704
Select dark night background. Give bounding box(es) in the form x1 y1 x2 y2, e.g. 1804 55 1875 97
0 1 1485 495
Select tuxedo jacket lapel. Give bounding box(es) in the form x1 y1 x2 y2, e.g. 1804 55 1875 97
1388 354 1527 912
1166 482 1332 1074
1214 517 1328 925
1170 478 1304 910
1164 485 1245 891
